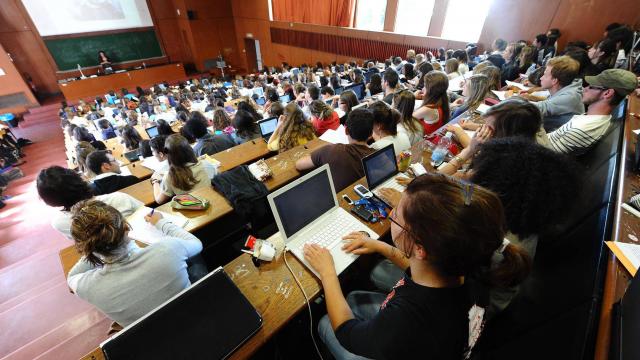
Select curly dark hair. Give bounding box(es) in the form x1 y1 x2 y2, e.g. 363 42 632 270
471 137 581 239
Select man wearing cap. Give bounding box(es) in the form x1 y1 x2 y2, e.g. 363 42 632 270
545 69 638 155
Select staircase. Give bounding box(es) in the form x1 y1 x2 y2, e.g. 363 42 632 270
0 102 109 360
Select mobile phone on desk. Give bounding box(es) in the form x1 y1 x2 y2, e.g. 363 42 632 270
351 206 374 222
354 184 373 199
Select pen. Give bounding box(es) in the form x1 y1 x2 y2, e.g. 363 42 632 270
150 208 155 217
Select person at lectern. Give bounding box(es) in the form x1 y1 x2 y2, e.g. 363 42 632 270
98 51 112 67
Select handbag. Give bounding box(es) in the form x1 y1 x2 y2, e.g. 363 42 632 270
171 193 210 210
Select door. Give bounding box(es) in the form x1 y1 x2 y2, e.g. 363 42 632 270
244 38 258 73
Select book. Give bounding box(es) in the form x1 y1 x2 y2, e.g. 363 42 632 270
127 206 189 245
606 241 640 276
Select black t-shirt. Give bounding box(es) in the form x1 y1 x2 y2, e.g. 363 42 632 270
335 271 473 360
310 144 374 191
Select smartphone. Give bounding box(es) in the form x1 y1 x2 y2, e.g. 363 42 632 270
354 184 373 199
351 206 373 222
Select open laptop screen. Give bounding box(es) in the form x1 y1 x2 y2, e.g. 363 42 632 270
258 117 278 138
145 126 159 138
346 83 365 100
279 94 291 104
363 144 397 189
101 268 261 359
272 168 335 238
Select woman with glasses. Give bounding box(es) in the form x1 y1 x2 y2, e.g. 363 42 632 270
304 174 531 359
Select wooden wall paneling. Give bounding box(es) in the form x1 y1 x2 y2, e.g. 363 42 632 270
234 17 273 70
271 43 292 65
0 0 30 33
0 42 38 112
549 0 640 49
155 19 189 64
217 18 242 70
232 0 271 20
146 0 176 19
477 0 560 50
184 0 233 18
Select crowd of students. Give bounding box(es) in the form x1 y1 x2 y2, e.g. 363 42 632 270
37 20 640 359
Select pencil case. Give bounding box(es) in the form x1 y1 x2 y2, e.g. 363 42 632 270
171 193 210 210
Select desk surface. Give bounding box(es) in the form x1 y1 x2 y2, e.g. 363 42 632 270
65 137 438 360
119 139 273 207
59 63 186 101
594 94 640 359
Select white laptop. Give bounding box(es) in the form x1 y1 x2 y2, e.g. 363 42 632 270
362 144 409 198
267 165 379 277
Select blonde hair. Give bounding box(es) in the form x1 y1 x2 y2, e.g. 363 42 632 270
70 199 127 266
445 58 460 74
546 56 580 87
431 62 442 71
475 65 501 91
278 103 316 152
464 74 493 111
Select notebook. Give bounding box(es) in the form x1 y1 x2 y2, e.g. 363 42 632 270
126 207 189 245
362 144 409 198
100 267 262 360
267 165 379 278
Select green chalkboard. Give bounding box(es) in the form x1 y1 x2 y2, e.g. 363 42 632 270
44 30 163 71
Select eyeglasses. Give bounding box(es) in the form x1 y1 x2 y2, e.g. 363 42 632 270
587 85 608 91
389 208 409 232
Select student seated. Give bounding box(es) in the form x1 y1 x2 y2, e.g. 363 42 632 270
413 71 450 135
152 134 217 204
233 110 261 144
520 56 585 131
73 126 106 150
121 125 143 151
382 70 399 104
370 101 411 154
392 90 424 145
156 119 175 136
451 74 494 118
86 150 140 195
36 166 143 239
441 99 545 176
185 112 235 156
149 135 170 178
67 200 203 327
469 138 580 317
309 100 340 136
98 119 116 140
546 69 638 155
336 91 359 125
212 108 236 137
295 108 375 191
267 103 317 153
305 174 530 359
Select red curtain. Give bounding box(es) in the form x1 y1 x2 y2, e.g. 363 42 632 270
272 0 355 27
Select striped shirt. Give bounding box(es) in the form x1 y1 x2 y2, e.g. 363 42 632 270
546 114 612 155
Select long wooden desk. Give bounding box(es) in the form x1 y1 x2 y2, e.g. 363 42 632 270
59 63 186 101
62 138 439 360
594 94 640 359
119 139 273 206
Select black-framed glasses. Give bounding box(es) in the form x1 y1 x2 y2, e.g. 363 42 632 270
587 85 608 91
389 208 409 232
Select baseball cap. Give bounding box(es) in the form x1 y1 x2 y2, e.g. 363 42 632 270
585 69 638 96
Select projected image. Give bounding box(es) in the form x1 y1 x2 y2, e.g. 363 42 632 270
67 0 125 21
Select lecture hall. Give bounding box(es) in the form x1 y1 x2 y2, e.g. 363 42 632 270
1 0 640 359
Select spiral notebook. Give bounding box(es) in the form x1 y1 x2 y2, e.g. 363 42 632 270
126 207 189 245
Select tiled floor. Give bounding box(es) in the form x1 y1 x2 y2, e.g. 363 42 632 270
0 104 109 360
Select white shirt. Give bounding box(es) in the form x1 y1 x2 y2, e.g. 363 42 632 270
397 121 424 146
370 133 411 154
546 114 612 155
52 192 144 239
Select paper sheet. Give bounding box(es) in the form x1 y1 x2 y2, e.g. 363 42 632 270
476 103 491 114
127 207 189 245
319 125 349 144
606 241 640 276
505 80 531 91
140 156 166 172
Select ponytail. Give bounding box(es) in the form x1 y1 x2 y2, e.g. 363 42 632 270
486 243 532 288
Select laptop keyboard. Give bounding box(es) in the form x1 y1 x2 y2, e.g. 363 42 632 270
374 176 407 196
297 214 363 251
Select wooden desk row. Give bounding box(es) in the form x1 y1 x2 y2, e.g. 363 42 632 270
594 95 640 359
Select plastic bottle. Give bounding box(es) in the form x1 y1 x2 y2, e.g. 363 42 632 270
431 132 453 167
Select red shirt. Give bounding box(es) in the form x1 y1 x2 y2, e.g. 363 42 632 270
312 111 340 136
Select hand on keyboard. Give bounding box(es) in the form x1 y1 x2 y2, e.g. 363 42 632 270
377 188 401 208
396 176 412 186
303 244 336 279
341 232 380 255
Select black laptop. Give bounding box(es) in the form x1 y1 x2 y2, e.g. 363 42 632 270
257 117 278 141
100 267 262 360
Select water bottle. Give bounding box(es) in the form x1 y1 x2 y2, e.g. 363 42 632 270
431 132 453 167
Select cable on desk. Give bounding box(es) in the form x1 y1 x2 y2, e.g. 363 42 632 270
283 251 324 360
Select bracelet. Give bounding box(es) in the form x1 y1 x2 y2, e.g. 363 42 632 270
451 155 465 167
